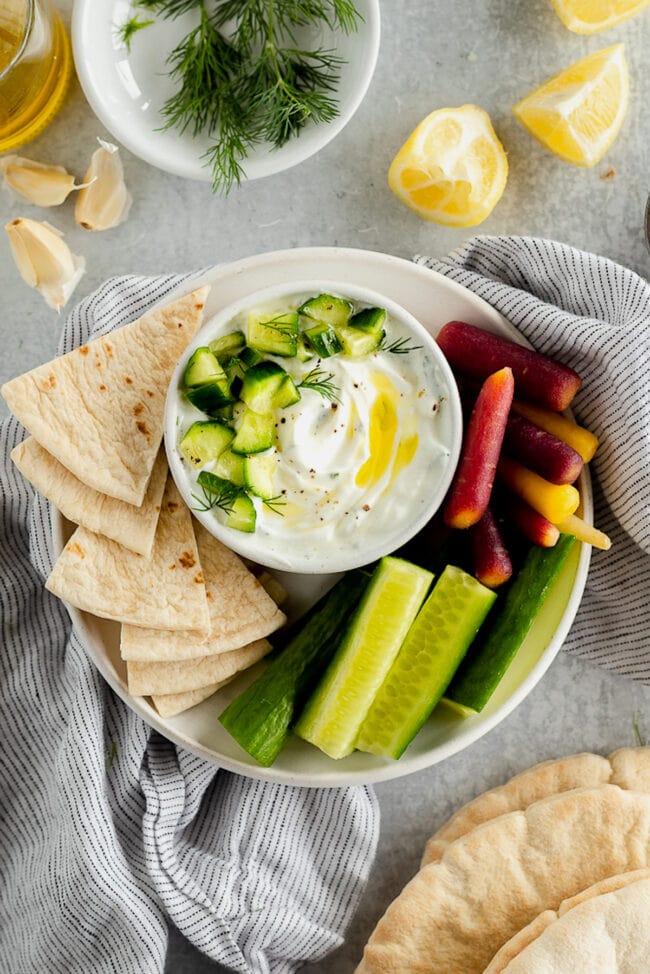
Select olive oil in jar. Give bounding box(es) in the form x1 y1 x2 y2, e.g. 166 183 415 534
0 0 72 153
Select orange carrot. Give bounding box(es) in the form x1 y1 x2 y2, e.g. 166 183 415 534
496 455 579 524
444 367 514 529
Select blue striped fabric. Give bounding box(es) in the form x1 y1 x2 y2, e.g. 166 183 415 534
0 274 379 974
420 236 650 679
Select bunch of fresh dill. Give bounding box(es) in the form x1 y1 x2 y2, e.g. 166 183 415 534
121 0 362 192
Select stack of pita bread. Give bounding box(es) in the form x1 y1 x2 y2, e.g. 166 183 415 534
357 746 650 973
2 287 286 717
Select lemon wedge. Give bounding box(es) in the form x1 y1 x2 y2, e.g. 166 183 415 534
550 0 649 33
388 105 508 227
513 44 629 166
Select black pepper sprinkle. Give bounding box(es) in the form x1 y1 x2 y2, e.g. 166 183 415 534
280 417 286 424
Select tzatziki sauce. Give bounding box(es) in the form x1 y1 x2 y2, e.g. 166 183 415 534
172 289 459 572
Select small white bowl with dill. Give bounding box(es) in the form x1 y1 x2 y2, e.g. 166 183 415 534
165 279 462 574
73 0 381 190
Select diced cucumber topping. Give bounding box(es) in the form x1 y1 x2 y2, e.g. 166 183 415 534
185 381 236 414
222 355 246 384
180 421 234 467
244 451 277 499
209 330 245 361
214 448 246 487
247 311 299 357
226 492 256 533
240 346 264 367
241 361 301 412
183 347 225 388
304 322 343 358
299 293 353 328
350 306 387 339
335 323 382 357
231 408 275 455
297 337 315 362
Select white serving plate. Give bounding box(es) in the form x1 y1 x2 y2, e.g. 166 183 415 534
72 0 380 183
51 247 592 787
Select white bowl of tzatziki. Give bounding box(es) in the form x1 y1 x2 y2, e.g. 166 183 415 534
165 281 462 574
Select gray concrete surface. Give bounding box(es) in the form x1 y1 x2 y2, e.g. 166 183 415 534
2 1 650 971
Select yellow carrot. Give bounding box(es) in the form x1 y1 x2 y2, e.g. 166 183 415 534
511 400 599 462
497 455 580 523
557 514 612 550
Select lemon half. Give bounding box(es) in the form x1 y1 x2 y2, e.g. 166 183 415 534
388 105 508 228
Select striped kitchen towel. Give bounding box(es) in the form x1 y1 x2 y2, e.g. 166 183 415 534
0 273 379 974
420 235 650 679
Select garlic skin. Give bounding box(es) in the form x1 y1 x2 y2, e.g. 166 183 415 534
75 139 132 231
0 155 78 207
6 218 86 312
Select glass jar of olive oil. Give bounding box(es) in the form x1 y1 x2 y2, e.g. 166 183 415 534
0 0 72 153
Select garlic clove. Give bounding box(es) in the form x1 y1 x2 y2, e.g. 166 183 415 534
5 218 86 312
0 155 77 206
75 139 132 231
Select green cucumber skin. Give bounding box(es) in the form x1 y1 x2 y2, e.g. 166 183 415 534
447 534 576 713
219 571 369 766
356 567 496 759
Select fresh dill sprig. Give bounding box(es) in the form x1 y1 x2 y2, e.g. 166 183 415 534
380 336 424 355
259 314 298 337
135 0 202 18
133 0 362 193
298 367 341 402
263 495 287 516
118 14 154 49
192 472 241 514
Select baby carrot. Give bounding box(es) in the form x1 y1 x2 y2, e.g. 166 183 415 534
497 455 580 524
507 494 560 548
557 514 612 550
444 367 514 529
469 508 513 588
504 413 583 485
511 400 599 462
437 320 582 410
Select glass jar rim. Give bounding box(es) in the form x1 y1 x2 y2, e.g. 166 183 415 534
0 0 35 84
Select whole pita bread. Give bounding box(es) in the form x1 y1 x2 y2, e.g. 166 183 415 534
127 638 271 695
485 869 650 973
46 476 210 632
1 287 208 505
120 520 286 661
11 438 167 557
151 678 233 719
356 785 650 974
422 746 650 865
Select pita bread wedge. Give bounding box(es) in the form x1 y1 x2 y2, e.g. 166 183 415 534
46 476 210 632
1 286 209 505
120 521 286 661
11 438 167 557
356 786 650 974
127 638 271 696
151 677 234 719
485 869 650 973
422 746 650 865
